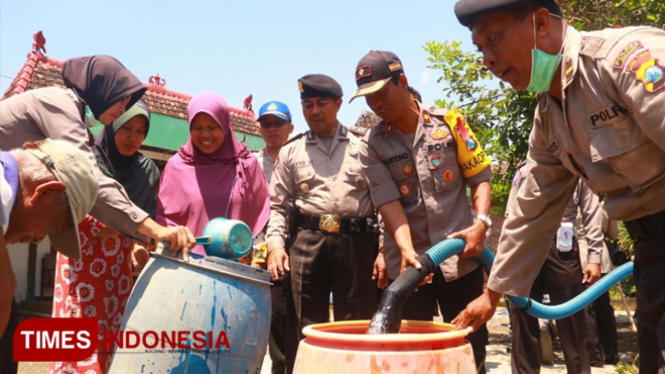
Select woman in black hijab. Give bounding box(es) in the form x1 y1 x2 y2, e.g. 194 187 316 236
0 54 195 251
62 55 147 125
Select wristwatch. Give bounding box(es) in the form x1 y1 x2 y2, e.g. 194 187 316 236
475 214 492 228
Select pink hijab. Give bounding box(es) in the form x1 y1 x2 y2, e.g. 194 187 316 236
156 92 270 255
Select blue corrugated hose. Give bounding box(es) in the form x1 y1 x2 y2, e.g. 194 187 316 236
426 238 634 320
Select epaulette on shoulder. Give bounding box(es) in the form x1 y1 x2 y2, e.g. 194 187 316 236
427 106 450 119
283 132 306 147
348 125 369 137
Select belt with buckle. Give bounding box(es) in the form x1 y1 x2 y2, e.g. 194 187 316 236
297 213 374 234
624 210 665 241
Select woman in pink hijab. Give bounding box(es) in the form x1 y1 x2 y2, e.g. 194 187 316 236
156 92 270 255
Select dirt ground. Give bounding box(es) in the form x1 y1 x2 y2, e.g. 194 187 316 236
17 307 638 374
483 307 638 373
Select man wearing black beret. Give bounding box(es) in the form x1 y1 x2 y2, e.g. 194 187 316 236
266 74 379 357
452 0 665 372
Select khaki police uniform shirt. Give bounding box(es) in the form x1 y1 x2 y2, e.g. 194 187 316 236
492 26 665 296
266 123 374 252
359 103 492 281
508 167 604 266
0 87 149 237
256 148 277 184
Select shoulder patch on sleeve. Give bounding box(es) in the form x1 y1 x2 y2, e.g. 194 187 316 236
443 108 491 179
630 52 665 93
283 132 305 146
427 106 450 119
612 40 644 69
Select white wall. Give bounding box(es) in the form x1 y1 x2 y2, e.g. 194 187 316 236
7 237 52 302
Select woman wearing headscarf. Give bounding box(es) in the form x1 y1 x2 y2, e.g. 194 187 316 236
0 55 195 254
0 56 193 374
49 100 160 374
156 92 270 256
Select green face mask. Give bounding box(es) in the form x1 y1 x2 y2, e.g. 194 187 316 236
526 13 566 93
84 106 98 128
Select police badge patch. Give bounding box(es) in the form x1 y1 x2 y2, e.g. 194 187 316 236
635 58 665 93
443 169 454 182
430 128 450 140
399 184 411 197
613 40 643 70
430 155 442 167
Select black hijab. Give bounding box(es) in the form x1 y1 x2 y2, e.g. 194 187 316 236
93 99 161 216
62 55 147 120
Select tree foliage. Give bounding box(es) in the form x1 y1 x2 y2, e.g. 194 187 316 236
425 0 664 210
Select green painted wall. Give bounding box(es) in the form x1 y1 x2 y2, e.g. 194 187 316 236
90 113 265 152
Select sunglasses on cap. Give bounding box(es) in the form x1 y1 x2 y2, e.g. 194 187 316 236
259 120 289 129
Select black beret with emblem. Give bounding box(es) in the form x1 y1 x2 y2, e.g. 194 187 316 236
454 0 560 27
298 74 343 100
349 50 404 103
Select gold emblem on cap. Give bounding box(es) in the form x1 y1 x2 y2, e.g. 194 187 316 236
268 103 277 110
298 81 304 93
358 68 364 76
300 183 309 194
388 62 403 72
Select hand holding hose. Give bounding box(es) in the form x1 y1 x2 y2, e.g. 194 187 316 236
447 221 487 259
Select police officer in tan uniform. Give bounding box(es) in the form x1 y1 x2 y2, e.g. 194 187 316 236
352 51 492 373
453 1 665 372
508 164 604 374
255 101 297 374
266 75 378 343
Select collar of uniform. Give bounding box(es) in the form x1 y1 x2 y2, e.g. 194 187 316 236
338 123 348 138
418 102 434 127
306 122 346 143
561 27 582 91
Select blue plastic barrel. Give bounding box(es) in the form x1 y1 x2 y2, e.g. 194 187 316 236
108 253 271 374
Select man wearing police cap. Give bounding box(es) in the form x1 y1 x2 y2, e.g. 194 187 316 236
452 0 665 372
266 74 378 347
353 50 492 373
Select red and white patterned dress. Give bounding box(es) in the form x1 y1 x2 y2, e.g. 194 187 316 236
49 216 134 374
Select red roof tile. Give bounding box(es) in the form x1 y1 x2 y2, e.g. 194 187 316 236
2 33 260 136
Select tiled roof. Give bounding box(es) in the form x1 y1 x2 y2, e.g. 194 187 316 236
353 110 382 128
2 36 260 136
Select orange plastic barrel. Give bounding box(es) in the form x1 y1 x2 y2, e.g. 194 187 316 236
293 320 477 374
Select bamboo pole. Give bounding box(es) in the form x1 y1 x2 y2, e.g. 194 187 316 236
616 284 637 332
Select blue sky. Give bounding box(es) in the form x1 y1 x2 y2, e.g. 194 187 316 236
0 0 476 134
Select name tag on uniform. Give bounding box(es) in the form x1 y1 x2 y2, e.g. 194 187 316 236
556 222 575 252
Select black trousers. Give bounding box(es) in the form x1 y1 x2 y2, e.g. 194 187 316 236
269 273 299 374
633 231 665 373
509 240 590 374
289 228 377 337
0 298 18 374
584 274 618 361
392 265 488 374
